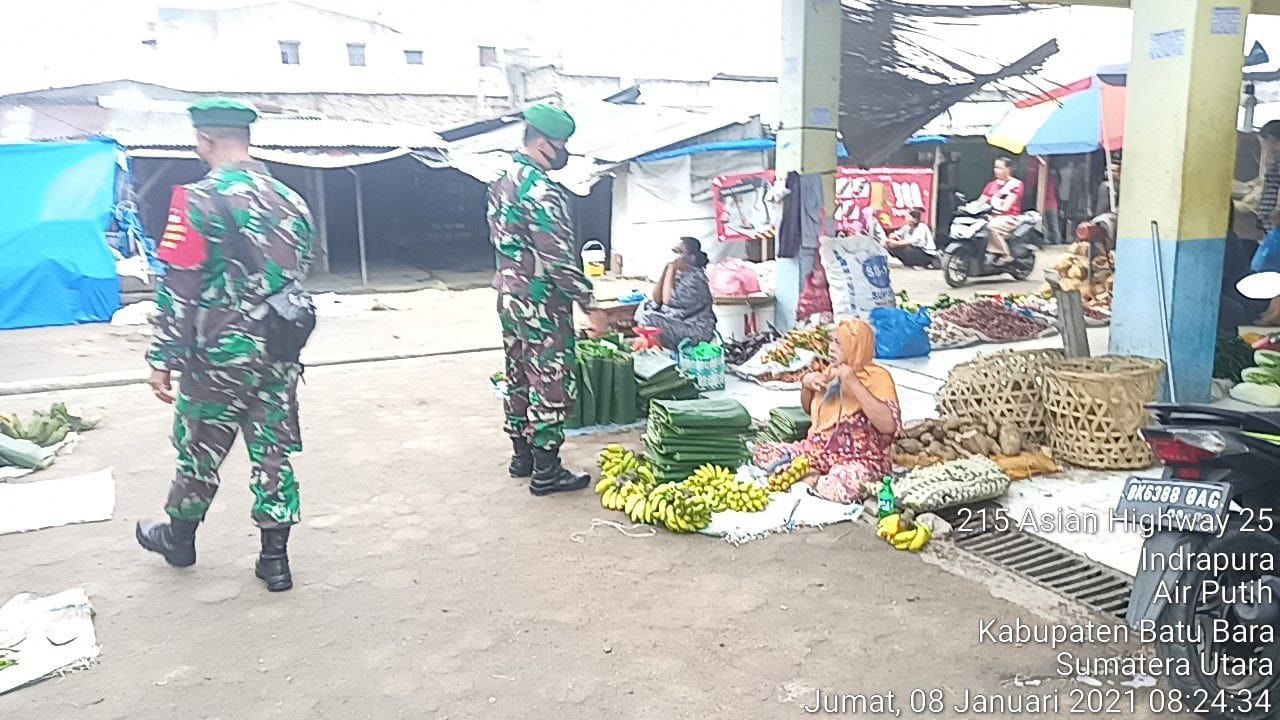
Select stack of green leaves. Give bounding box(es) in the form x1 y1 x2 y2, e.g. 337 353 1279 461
643 398 752 483
566 338 637 429
755 406 812 443
634 352 699 415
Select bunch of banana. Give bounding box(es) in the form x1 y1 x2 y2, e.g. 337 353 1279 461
598 444 640 479
723 481 770 512
664 491 712 533
763 338 799 366
876 513 931 552
785 325 831 355
642 482 681 525
767 455 812 493
682 464 735 493
602 478 649 514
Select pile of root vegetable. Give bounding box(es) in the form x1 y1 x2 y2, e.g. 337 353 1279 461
1046 241 1115 311
894 415 1060 480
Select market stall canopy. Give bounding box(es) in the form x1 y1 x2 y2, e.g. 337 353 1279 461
0 103 447 168
985 77 1127 156
437 101 757 196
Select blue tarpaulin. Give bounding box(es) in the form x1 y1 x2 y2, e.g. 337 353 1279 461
0 140 121 330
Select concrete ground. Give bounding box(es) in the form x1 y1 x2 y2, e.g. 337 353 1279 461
4 258 1190 719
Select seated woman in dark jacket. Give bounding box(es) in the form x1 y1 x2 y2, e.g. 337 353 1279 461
634 237 718 349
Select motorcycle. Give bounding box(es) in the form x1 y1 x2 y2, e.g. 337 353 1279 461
1118 403 1280 719
940 192 1044 288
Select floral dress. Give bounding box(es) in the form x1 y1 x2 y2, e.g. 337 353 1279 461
634 268 717 349
753 401 900 504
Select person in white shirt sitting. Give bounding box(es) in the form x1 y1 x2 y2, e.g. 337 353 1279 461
883 208 937 268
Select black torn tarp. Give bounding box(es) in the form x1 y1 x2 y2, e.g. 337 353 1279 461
839 0 1059 166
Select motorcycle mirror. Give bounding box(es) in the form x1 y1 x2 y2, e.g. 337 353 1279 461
1237 272 1280 300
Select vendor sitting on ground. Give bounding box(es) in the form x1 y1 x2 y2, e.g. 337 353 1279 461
634 236 717 349
753 319 900 504
883 208 936 268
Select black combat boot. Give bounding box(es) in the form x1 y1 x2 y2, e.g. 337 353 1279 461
509 436 534 478
529 445 591 496
135 518 199 567
255 528 293 592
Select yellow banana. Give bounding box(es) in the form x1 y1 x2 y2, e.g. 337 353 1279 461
908 525 931 552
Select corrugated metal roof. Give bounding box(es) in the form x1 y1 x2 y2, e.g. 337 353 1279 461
447 100 752 164
2 104 445 149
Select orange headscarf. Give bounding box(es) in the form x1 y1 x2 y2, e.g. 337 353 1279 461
810 320 898 434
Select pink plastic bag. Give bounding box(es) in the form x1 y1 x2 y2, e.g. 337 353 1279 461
707 258 762 297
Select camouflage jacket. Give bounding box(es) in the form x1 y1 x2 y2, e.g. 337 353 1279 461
147 160 315 373
487 153 595 312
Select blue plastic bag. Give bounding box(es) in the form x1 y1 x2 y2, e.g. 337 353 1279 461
1251 227 1280 273
869 307 932 359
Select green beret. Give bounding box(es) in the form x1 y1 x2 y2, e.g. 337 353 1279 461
524 103 576 141
188 98 258 129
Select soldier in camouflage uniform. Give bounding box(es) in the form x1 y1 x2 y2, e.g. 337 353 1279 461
488 104 606 495
136 98 314 592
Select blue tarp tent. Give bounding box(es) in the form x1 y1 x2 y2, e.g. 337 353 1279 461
0 140 121 330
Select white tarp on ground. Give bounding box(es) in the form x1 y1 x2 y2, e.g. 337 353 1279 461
702 482 865 544
0 589 100 695
0 468 115 535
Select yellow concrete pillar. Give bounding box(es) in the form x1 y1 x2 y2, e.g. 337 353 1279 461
775 0 841 330
1110 0 1252 401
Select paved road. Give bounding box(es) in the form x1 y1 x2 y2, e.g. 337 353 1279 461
2 350 1185 720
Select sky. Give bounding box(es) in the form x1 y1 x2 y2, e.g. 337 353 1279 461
0 0 1274 96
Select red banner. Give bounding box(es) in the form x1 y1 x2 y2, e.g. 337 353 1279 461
712 170 776 243
834 167 934 235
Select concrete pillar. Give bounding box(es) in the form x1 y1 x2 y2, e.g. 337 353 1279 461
1109 0 1252 401
775 0 841 331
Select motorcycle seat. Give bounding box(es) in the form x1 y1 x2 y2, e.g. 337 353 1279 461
1149 403 1280 435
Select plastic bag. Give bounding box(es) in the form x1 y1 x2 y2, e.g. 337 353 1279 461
677 340 726 391
707 258 762 297
869 307 931 359
796 263 833 322
819 234 895 321
1251 227 1280 273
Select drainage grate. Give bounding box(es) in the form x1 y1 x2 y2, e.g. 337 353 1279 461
936 503 1133 619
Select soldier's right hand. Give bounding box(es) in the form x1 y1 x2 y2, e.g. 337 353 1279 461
149 369 176 404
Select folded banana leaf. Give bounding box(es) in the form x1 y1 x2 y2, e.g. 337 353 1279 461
594 355 615 425
642 433 748 454
0 433 56 470
633 352 679 381
610 355 637 425
565 360 584 430
579 355 602 428
650 398 751 430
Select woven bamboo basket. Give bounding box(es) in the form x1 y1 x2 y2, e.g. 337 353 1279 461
936 348 1064 443
1042 356 1165 470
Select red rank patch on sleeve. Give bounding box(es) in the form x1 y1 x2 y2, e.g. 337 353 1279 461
157 185 208 269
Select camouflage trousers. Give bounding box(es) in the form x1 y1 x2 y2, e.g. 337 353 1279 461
498 293 577 450
165 362 303 529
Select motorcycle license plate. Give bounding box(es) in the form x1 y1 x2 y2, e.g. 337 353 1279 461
1115 477 1231 533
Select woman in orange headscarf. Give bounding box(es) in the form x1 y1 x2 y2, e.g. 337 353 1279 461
754 320 900 503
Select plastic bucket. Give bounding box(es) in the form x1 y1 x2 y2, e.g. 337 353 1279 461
581 240 606 278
